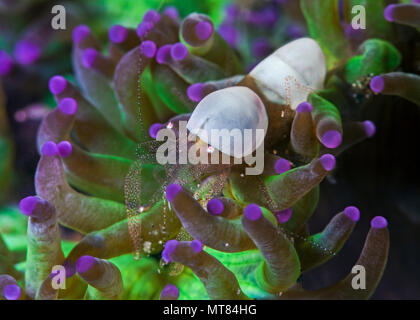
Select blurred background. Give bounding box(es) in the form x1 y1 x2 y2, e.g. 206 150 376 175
0 0 419 299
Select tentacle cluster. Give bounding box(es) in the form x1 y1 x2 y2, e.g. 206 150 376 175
4 0 419 300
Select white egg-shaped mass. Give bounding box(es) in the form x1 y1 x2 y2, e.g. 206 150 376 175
249 37 327 110
186 86 268 158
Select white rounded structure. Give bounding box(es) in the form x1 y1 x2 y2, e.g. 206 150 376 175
249 37 327 110
186 86 268 158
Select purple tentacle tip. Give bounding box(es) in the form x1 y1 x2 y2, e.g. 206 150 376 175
344 206 360 222
275 208 293 224
141 40 157 58
262 9 278 26
14 40 41 65
49 75 67 95
191 239 203 253
161 284 179 299
195 21 213 40
246 11 264 26
187 83 204 102
287 25 304 39
363 120 376 138
72 25 90 44
0 50 13 76
76 255 96 274
320 154 336 171
57 141 72 158
136 22 154 38
343 24 365 39
143 10 161 24
108 25 128 44
19 196 39 216
274 158 291 175
252 38 271 58
58 97 78 115
164 6 179 20
384 5 396 22
171 43 189 61
244 204 262 221
156 44 172 64
162 240 178 263
41 141 59 157
413 0 420 4
225 4 239 21
321 130 342 149
218 23 239 47
207 198 224 215
296 102 313 113
370 76 384 93
371 216 388 229
165 184 182 202
3 284 21 300
149 123 162 139
63 260 76 277
81 48 98 68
